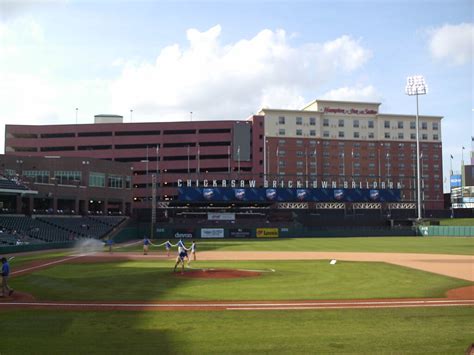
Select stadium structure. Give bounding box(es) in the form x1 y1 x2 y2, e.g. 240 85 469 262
2 99 445 235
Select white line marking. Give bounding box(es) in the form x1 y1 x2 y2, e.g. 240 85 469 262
236 268 276 273
0 300 473 309
11 255 86 275
226 304 474 310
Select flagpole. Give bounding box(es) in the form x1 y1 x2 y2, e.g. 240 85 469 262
187 145 190 173
276 145 280 177
237 145 240 173
305 148 308 178
197 144 200 175
228 145 230 174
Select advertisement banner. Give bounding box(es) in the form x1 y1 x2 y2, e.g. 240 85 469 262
208 212 236 221
173 229 194 239
450 175 462 188
256 228 279 238
201 228 225 239
229 228 252 238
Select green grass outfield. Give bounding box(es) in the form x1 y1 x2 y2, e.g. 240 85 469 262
13 260 472 301
1 307 473 354
118 236 474 255
439 218 474 226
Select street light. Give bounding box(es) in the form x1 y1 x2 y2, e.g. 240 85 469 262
405 75 428 220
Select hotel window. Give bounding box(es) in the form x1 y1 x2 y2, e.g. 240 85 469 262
108 175 123 189
296 117 303 125
278 116 285 124
323 141 331 146
368 132 375 139
384 132 390 139
296 161 304 168
309 117 316 126
398 133 404 139
353 132 360 138
338 142 345 146
279 129 285 135
432 122 439 130
338 119 344 127
368 152 376 159
278 149 286 157
309 140 317 146
54 171 81 185
296 172 303 176
410 133 416 140
278 139 286 145
296 140 304 146
422 134 428 140
89 172 105 188
296 129 303 136
384 121 390 128
353 120 359 128
323 151 330 158
410 121 416 129
310 130 316 136
369 163 375 169
398 121 404 129
338 131 345 138
433 134 439 140
368 120 374 128
23 170 49 184
323 118 329 127
278 160 286 167
323 131 329 137
296 151 304 157
421 122 428 130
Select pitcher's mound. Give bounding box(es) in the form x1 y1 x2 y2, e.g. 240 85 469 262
175 269 261 279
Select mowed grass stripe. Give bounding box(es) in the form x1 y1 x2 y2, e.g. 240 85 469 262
12 260 472 301
0 307 473 354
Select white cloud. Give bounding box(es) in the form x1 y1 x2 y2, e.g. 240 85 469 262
110 25 372 120
320 85 382 102
428 23 473 65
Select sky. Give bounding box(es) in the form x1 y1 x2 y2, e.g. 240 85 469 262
0 0 472 192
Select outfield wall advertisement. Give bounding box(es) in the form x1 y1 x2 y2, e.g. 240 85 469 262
256 228 279 238
178 187 400 202
201 228 225 238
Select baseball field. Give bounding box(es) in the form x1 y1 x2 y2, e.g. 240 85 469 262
1 236 473 354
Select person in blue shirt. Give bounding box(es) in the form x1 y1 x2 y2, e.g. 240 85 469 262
1 257 13 297
104 238 114 253
190 241 197 262
165 240 172 257
143 236 151 255
173 242 190 274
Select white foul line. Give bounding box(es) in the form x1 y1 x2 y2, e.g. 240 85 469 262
11 255 86 275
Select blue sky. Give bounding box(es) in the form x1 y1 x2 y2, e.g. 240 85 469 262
1 0 472 192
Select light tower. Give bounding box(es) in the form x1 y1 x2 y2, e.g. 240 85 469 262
405 75 428 220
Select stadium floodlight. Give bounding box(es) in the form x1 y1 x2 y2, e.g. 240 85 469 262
405 75 428 220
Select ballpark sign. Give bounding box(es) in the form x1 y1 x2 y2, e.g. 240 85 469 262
178 179 403 190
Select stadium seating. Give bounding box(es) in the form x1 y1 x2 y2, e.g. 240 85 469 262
0 176 29 190
0 215 126 245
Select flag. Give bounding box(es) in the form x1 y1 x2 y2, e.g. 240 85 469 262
450 155 453 159
276 146 279 157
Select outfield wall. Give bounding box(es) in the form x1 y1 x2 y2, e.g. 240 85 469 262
112 224 416 241
0 241 74 254
419 226 474 237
